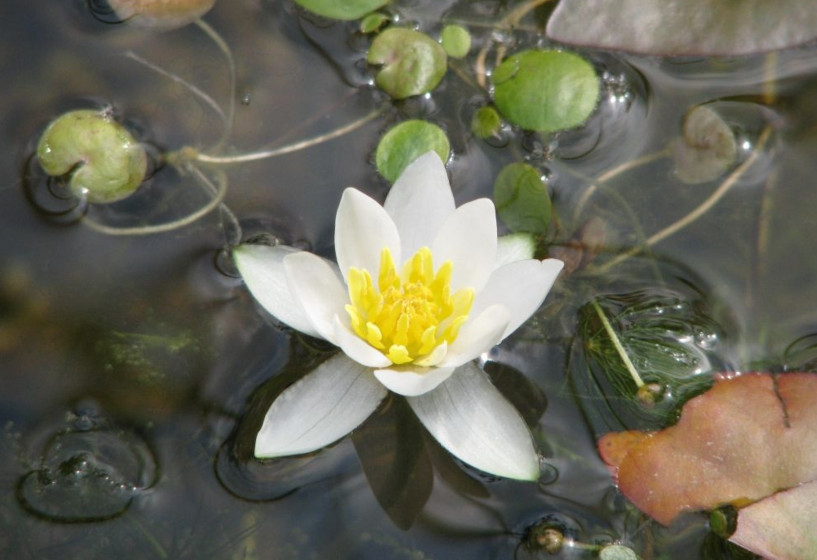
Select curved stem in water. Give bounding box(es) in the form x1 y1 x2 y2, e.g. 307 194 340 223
189 106 386 165
195 18 237 149
597 126 773 273
81 165 229 236
592 300 645 389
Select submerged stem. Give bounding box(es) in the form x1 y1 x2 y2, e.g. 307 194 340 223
187 106 386 165
195 18 237 149
592 300 644 389
596 126 773 273
81 165 228 236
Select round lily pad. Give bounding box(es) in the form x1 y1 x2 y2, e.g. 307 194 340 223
367 28 447 99
493 162 552 234
37 110 147 204
440 25 471 59
471 106 502 139
292 0 388 20
375 120 450 182
492 49 599 133
359 12 389 33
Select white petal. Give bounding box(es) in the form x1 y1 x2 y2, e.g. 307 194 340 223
332 316 392 368
471 258 564 341
374 365 456 396
407 361 539 480
414 341 448 367
255 354 387 457
233 244 322 338
383 151 456 257
495 233 536 268
335 188 401 286
284 252 349 341
431 199 497 292
438 305 510 368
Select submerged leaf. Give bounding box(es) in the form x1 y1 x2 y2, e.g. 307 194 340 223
492 49 599 133
368 28 447 99
292 0 389 21
673 105 737 185
598 373 817 525
730 479 817 560
546 0 817 56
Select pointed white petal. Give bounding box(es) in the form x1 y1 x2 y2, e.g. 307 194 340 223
431 199 497 292
471 259 564 341
407 361 540 481
438 305 510 368
284 252 349 341
374 365 456 396
332 316 392 368
255 354 387 457
495 233 536 268
233 244 323 338
335 188 401 287
383 151 456 257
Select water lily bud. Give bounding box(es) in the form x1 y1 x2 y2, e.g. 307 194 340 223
37 109 147 204
106 0 216 29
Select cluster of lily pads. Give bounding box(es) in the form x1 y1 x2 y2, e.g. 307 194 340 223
27 0 817 558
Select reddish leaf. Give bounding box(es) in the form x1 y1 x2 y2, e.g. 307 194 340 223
730 479 817 560
598 373 817 525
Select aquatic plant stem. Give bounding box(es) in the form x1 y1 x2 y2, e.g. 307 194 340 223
592 300 645 389
81 165 228 236
195 18 237 149
185 106 386 165
596 126 773 273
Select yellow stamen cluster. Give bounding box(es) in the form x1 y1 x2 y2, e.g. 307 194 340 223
345 247 474 365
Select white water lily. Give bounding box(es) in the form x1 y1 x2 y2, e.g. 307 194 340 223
233 152 563 481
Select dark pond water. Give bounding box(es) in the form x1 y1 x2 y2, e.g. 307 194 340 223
3 1 817 558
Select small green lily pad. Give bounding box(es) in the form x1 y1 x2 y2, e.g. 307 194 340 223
375 120 450 182
599 545 640 560
440 25 471 59
367 28 447 99
492 49 599 133
471 106 502 139
292 0 389 20
359 12 389 33
493 162 552 234
37 109 147 204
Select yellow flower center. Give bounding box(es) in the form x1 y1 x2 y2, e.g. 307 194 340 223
345 247 474 365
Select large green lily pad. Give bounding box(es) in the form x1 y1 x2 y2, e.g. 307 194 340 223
292 0 388 21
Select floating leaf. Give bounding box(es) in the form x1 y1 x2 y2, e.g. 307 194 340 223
545 0 817 56
492 49 599 133
368 28 447 99
37 110 147 204
673 105 737 185
375 120 450 182
471 106 501 139
105 0 216 29
730 479 817 560
440 25 471 59
599 544 640 560
493 162 552 234
359 12 389 33
598 373 817 525
292 0 388 21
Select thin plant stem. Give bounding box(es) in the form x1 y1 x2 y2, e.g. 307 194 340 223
124 51 227 127
188 106 386 165
592 300 645 388
82 165 228 236
474 0 554 88
596 126 773 273
572 148 670 222
195 18 237 149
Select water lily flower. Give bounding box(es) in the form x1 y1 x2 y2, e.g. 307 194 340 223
233 152 563 480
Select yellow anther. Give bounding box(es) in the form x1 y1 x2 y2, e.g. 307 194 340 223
346 246 474 365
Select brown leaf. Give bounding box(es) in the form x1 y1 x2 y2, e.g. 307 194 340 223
598 373 817 525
